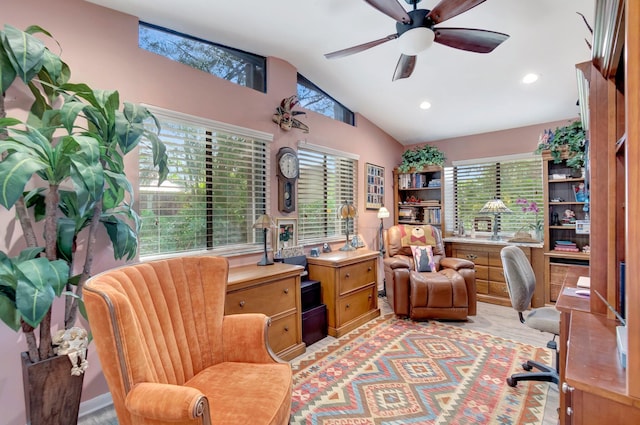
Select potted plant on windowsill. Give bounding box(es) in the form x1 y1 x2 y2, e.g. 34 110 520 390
397 144 446 173
535 120 586 171
0 24 168 424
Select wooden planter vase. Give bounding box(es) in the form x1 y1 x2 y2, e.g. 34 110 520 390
21 352 84 425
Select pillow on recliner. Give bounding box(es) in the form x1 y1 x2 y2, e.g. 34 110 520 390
410 245 436 272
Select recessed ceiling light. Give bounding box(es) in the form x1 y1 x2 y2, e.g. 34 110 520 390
419 101 432 110
522 73 539 84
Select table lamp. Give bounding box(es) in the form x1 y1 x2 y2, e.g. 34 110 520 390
253 214 274 265
377 206 390 255
338 201 357 251
479 199 512 240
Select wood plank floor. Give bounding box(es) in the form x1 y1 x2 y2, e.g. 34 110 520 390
78 299 559 424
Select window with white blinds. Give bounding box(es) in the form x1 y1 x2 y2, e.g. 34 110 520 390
444 156 543 235
297 144 358 244
138 107 271 257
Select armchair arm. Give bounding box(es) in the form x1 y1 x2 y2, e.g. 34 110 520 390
222 313 283 364
383 255 412 270
125 382 210 423
440 257 475 270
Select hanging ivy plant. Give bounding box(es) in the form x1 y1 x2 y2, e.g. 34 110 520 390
398 144 446 172
535 120 586 169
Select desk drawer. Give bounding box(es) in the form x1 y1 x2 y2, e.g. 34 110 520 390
454 248 489 266
268 313 298 355
338 285 376 324
489 266 505 283
338 259 376 295
226 277 297 316
489 281 509 298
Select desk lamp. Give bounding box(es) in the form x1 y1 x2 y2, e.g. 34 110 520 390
377 206 390 255
253 214 275 265
338 201 357 251
479 199 512 240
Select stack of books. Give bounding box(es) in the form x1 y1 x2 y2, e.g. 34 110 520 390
553 240 579 252
427 178 441 188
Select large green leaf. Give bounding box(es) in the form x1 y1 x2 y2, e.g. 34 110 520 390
56 217 75 263
70 155 104 202
0 295 20 331
115 110 144 154
102 215 138 260
0 151 47 209
14 258 59 328
58 98 86 134
0 43 17 93
3 24 45 84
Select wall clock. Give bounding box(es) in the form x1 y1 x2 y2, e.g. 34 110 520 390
276 147 299 213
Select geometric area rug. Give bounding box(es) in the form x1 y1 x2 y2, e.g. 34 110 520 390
290 314 552 425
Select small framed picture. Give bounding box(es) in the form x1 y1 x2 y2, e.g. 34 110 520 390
275 218 297 252
575 220 590 234
366 163 385 210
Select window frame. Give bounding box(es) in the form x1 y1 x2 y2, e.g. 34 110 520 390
297 141 359 246
138 105 273 260
297 74 354 125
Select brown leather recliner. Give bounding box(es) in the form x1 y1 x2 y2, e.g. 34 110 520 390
383 224 477 320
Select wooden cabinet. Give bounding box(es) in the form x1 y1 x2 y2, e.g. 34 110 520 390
226 262 305 361
542 152 590 303
307 250 380 338
393 166 444 230
447 240 544 307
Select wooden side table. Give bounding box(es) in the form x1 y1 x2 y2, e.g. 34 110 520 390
307 249 381 338
226 262 305 361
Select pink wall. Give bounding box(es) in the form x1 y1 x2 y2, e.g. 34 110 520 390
1 0 575 422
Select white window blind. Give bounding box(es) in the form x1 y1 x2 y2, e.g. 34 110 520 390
444 156 543 235
297 144 358 244
138 107 271 257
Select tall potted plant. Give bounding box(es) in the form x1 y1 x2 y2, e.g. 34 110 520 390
0 24 168 424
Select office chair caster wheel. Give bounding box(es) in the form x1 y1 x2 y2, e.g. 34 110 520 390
506 377 517 387
522 362 533 371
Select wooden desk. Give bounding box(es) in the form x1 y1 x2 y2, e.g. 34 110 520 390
227 262 305 361
307 249 380 338
557 267 640 424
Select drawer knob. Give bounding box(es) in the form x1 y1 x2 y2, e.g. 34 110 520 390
239 300 245 308
368 294 373 299
466 254 477 260
345 304 350 309
345 273 350 278
561 382 574 394
284 326 289 332
367 267 372 272
283 288 289 294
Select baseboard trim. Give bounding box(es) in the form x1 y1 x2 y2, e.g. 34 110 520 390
78 392 113 418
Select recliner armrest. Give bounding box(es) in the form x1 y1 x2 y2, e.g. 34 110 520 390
383 255 412 270
440 257 475 270
126 383 208 422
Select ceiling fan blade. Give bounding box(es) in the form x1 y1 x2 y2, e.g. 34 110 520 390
392 54 416 81
325 34 399 59
364 0 411 24
426 0 487 25
433 27 509 53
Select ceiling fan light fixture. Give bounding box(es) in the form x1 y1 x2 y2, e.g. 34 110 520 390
398 27 434 55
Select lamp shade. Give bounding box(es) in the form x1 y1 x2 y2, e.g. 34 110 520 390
377 206 390 219
398 27 435 56
338 202 357 219
253 214 274 229
479 199 513 214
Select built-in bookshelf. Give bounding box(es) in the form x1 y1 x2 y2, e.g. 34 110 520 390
393 166 444 230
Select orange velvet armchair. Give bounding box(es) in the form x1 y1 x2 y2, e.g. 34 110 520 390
84 256 292 425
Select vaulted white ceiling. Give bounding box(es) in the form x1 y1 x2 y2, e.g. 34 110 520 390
88 0 595 145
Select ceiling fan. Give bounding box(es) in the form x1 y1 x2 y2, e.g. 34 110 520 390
325 0 509 81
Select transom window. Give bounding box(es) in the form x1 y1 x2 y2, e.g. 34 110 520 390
138 106 271 258
297 142 358 244
297 74 354 125
139 22 266 92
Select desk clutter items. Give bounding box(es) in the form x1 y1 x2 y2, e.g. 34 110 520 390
553 240 579 252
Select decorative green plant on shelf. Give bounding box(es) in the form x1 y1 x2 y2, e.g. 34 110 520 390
398 144 445 172
535 120 586 169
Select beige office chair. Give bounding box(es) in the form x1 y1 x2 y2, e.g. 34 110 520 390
500 246 560 387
